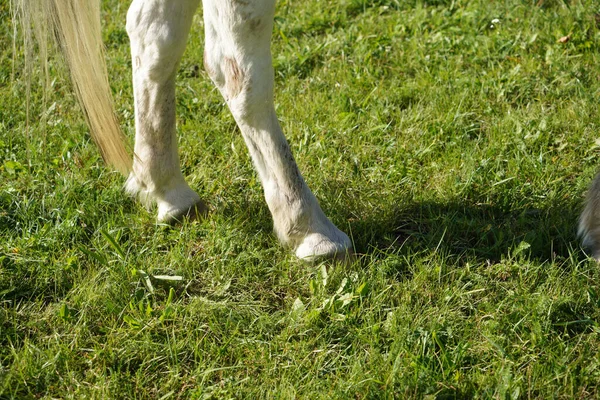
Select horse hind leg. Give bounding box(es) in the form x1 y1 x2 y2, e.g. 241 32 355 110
202 0 352 260
579 172 600 259
125 0 206 223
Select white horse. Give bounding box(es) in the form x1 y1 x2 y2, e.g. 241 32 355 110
14 0 600 260
16 0 352 261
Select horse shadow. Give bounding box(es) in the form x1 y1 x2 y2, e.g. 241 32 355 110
328 185 584 268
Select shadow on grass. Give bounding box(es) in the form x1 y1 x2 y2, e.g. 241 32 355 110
343 190 583 266
217 177 584 268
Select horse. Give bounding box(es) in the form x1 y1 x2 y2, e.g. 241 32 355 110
13 0 600 260
15 0 352 261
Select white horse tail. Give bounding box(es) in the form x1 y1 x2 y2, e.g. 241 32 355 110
15 0 132 175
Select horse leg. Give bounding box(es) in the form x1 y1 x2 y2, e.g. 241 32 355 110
202 0 352 260
125 0 206 222
579 173 600 259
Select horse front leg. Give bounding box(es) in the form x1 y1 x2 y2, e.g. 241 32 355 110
125 0 206 223
202 0 352 260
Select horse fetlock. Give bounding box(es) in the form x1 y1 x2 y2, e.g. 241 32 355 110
124 173 153 208
125 173 205 223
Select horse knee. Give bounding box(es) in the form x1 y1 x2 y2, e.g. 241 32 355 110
203 49 242 99
126 0 195 82
208 44 279 123
203 0 276 120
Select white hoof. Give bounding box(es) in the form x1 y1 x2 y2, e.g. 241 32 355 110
125 173 206 224
294 230 353 262
157 196 207 224
156 184 206 223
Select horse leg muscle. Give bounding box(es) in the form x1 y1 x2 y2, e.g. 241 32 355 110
202 0 352 260
125 0 205 222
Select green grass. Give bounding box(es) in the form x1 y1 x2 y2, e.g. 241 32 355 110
2 0 600 398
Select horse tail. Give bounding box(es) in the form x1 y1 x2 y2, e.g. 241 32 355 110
14 0 132 175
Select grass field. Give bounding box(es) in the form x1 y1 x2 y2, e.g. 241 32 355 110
2 0 600 398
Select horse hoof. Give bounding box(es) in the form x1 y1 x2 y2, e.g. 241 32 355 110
295 232 354 263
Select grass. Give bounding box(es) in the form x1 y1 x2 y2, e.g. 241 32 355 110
2 0 600 398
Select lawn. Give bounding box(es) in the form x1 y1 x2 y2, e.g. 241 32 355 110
2 0 600 398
